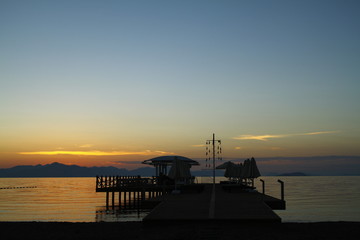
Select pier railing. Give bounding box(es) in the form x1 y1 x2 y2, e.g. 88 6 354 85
96 175 169 210
96 176 158 190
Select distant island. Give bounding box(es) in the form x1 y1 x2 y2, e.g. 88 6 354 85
0 162 155 178
0 162 225 178
278 172 308 176
2 162 355 177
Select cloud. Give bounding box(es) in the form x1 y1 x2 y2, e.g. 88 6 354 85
301 131 339 136
192 144 206 147
233 131 338 141
234 134 286 141
18 150 174 156
78 144 94 148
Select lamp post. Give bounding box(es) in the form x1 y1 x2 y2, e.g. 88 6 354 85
206 133 222 186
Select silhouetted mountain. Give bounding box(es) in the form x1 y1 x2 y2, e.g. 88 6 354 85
0 162 155 177
130 167 156 176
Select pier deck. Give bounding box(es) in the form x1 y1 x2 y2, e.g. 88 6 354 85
143 184 283 223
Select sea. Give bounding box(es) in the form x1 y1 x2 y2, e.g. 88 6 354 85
0 176 359 223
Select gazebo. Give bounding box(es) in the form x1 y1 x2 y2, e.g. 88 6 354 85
142 155 199 176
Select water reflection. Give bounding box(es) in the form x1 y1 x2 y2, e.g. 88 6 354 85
1 177 360 222
95 207 151 222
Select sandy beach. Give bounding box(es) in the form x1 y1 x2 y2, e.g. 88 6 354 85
1 222 359 240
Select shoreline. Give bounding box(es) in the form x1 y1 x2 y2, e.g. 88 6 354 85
1 221 359 240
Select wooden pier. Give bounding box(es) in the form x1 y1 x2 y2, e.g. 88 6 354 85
96 176 172 210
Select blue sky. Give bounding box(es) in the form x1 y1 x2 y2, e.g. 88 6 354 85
1 0 360 173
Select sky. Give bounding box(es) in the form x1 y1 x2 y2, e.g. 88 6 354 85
1 0 360 174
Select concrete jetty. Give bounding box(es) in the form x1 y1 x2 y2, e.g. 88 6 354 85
143 184 285 223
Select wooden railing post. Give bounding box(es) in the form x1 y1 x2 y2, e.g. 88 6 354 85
112 191 115 209
277 179 284 201
96 176 98 190
106 191 109 210
260 179 265 194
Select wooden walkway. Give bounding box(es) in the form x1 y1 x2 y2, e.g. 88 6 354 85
96 176 171 209
143 184 284 223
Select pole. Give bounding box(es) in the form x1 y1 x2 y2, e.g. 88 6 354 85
206 133 221 186
212 133 215 185
278 179 284 201
112 191 115 209
106 191 109 210
260 179 265 194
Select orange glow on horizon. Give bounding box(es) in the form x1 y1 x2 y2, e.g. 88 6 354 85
18 150 174 156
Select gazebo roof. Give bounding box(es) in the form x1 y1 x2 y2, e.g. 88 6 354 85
142 155 199 166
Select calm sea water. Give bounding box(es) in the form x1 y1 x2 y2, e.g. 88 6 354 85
0 176 359 222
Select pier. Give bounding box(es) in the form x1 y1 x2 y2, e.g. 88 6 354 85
96 175 172 210
144 184 285 223
96 176 286 223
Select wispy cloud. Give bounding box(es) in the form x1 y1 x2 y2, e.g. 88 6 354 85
18 150 173 156
235 146 245 150
78 144 94 148
234 134 287 141
233 131 339 141
301 131 339 136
